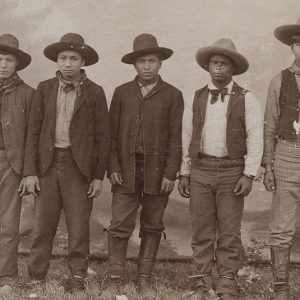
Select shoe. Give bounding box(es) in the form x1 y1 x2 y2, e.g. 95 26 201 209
217 293 239 300
64 275 85 293
26 278 45 287
101 276 121 300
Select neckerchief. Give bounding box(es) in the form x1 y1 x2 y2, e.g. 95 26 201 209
56 69 87 96
289 60 300 75
0 73 23 97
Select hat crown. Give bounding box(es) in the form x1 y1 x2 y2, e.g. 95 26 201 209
0 34 19 49
211 39 237 53
133 33 159 52
60 33 84 45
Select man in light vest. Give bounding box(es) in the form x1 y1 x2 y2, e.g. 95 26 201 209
178 39 263 299
263 18 300 300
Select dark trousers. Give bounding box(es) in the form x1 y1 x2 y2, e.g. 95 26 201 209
28 149 92 279
108 156 169 239
0 151 22 282
190 157 244 295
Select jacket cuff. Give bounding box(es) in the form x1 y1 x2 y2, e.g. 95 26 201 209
164 165 179 181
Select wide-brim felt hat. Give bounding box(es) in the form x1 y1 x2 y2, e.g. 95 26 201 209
274 18 300 45
195 38 249 75
0 34 31 71
44 33 99 66
121 33 173 64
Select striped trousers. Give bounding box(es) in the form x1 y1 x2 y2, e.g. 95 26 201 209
270 140 300 247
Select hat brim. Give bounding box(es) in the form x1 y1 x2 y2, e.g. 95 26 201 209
121 47 173 64
43 42 99 66
195 46 249 75
0 44 31 71
274 24 300 45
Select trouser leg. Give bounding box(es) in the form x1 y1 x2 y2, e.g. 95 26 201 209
0 152 22 282
28 160 62 280
189 160 217 292
215 165 244 296
59 151 91 279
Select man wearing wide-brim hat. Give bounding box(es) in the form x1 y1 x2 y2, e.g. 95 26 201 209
178 39 263 299
0 34 34 293
263 18 300 300
23 33 110 291
102 33 184 299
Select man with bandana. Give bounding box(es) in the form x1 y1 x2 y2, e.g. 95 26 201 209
0 33 34 294
263 18 300 300
178 39 263 299
23 33 110 291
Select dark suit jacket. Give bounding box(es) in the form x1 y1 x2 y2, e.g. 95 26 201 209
1 82 34 176
108 76 184 194
24 77 110 181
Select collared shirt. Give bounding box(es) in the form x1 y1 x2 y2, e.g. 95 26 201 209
262 61 300 165
138 80 158 97
180 80 263 177
55 81 77 148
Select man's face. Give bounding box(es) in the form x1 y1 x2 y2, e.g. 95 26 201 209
57 50 85 80
0 53 18 81
291 43 300 63
208 54 234 85
134 54 162 84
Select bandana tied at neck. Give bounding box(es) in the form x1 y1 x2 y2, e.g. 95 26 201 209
56 70 87 96
0 73 23 97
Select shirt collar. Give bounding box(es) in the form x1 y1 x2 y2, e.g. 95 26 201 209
289 60 300 75
208 80 234 92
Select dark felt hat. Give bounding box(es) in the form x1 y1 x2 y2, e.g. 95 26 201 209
274 18 300 46
195 39 249 75
0 34 31 71
43 33 99 66
121 33 173 64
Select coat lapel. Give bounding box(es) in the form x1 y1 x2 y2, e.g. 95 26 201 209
73 80 88 117
47 79 59 139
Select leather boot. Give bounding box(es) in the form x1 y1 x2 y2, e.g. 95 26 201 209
137 232 161 300
270 246 291 300
101 235 129 300
188 275 214 300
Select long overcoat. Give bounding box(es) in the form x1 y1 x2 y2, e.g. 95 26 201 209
108 76 184 194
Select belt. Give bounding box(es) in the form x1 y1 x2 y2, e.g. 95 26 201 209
197 152 230 160
55 147 71 152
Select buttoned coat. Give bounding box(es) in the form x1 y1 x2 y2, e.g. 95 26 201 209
23 77 110 181
1 82 34 176
108 76 184 194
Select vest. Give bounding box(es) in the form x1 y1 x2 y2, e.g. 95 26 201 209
277 68 300 140
188 82 248 159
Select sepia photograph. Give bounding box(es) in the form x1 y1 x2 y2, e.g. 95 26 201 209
1 0 300 299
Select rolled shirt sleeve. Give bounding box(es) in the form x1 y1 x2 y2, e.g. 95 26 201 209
180 95 194 176
244 91 264 176
262 73 281 166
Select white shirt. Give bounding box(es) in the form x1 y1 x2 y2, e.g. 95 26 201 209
180 80 263 177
